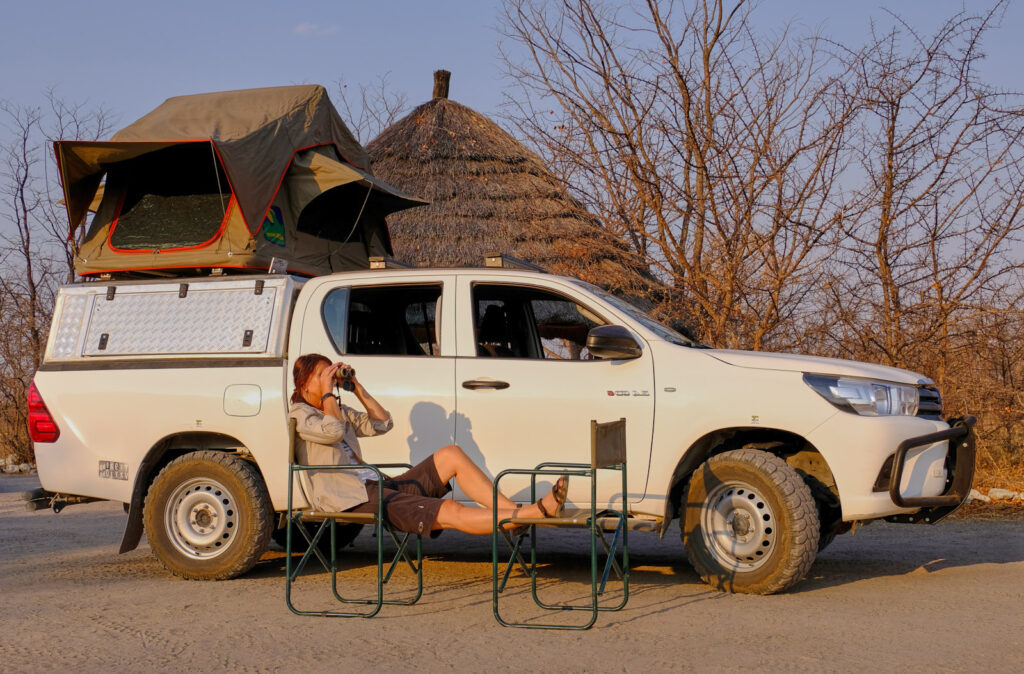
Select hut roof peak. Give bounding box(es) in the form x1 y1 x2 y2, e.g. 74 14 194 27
433 69 451 99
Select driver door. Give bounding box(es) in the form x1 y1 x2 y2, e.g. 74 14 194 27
453 277 654 508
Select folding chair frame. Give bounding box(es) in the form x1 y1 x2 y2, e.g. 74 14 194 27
491 419 630 630
285 461 423 618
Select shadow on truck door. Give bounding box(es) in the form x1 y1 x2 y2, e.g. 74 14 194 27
406 402 491 484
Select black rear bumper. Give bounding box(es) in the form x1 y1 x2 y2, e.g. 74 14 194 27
886 415 977 524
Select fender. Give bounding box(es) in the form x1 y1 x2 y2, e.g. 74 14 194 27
118 432 249 553
659 426 832 535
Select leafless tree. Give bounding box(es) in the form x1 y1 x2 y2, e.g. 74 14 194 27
818 4 1024 457
825 4 1024 373
500 0 1024 479
0 92 111 462
334 72 410 144
501 0 856 350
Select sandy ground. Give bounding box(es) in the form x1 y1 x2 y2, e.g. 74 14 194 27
1 473 1022 673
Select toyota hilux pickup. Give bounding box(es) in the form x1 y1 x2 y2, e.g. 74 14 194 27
28 261 976 593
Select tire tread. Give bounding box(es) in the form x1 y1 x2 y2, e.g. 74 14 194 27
683 449 820 594
143 450 273 581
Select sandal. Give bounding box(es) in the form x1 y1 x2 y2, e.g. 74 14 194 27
504 505 529 538
537 475 569 518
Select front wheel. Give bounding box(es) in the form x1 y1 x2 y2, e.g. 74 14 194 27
143 451 273 580
682 449 820 594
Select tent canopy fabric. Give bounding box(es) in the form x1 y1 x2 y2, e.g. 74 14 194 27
58 85 372 233
55 85 425 278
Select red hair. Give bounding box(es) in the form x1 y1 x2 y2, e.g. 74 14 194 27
291 353 331 403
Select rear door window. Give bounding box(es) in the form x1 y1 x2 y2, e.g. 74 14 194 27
322 284 442 356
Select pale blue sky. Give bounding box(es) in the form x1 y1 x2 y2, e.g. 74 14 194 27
2 1 1020 132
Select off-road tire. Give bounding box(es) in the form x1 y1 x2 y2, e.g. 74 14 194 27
143 451 273 580
800 472 844 552
682 449 820 594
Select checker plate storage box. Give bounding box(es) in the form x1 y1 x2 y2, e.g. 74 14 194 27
45 276 299 361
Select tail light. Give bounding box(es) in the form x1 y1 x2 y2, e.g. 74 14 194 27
27 382 60 443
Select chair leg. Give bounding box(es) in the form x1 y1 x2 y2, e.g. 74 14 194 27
595 515 629 610
495 527 532 593
320 519 383 617
381 527 423 605
330 522 423 609
289 517 422 617
492 466 618 630
287 517 383 617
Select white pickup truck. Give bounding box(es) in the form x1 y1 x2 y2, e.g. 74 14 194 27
29 263 976 594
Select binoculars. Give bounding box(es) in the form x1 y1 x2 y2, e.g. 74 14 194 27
334 366 356 392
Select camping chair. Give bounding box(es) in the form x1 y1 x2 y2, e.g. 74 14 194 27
285 419 423 618
491 418 629 630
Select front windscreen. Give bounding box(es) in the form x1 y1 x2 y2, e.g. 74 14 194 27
570 279 704 347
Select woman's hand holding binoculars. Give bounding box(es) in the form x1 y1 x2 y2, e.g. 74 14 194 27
334 364 357 392
317 361 359 396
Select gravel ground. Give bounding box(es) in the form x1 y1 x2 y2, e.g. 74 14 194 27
1 473 1022 673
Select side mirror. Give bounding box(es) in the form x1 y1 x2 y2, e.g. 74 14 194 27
586 325 642 360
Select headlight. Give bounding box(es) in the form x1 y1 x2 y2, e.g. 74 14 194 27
803 374 919 416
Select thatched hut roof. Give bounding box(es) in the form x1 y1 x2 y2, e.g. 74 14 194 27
366 71 651 293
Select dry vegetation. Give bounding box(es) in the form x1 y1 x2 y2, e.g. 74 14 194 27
498 0 1024 489
0 94 111 463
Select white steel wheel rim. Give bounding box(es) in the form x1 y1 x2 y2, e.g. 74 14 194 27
700 480 777 572
164 477 237 560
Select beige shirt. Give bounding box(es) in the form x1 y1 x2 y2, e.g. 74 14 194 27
289 400 394 512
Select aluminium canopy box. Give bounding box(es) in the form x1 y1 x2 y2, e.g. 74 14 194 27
45 276 300 363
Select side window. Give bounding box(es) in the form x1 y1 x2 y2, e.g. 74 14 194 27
321 284 443 356
322 288 350 352
472 284 606 360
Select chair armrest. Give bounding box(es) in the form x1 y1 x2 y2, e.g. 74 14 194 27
533 461 590 471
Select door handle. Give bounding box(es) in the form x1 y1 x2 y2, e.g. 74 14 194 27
462 379 510 390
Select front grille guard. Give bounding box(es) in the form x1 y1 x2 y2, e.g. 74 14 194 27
886 415 977 524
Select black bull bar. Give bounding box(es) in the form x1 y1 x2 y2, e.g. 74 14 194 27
886 415 977 524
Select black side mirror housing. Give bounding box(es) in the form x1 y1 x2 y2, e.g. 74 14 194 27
586 325 642 360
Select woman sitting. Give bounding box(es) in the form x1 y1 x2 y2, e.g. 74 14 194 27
289 353 567 536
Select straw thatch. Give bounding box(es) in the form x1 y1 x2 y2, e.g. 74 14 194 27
365 72 651 294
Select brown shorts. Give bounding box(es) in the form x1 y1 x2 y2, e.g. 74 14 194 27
348 455 452 536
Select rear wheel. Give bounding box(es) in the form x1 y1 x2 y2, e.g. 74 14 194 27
682 449 819 594
143 451 273 580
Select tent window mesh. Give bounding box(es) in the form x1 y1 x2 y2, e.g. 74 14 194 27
108 143 231 251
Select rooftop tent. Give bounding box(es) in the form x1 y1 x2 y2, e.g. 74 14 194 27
55 85 425 277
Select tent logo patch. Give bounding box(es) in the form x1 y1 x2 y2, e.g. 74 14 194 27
262 206 286 246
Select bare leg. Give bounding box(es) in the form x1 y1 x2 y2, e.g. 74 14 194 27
434 501 526 535
431 488 568 536
430 445 566 533
431 444 516 509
